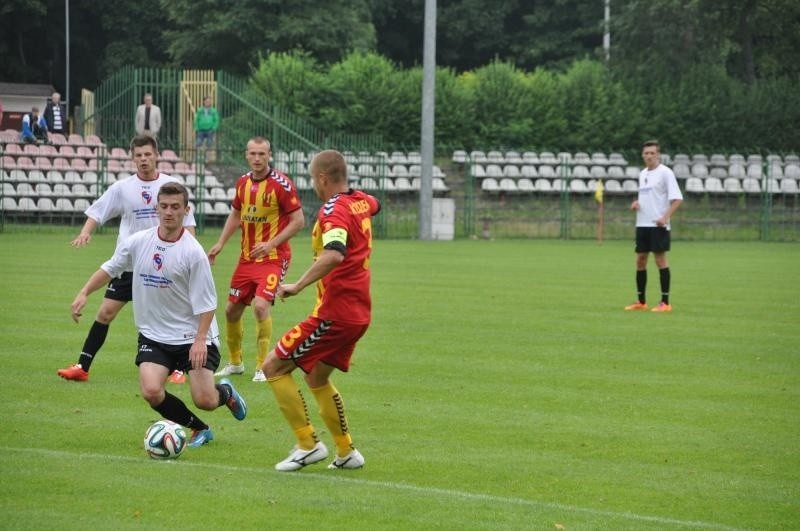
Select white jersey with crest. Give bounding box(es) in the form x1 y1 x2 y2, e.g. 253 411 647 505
636 164 684 230
100 226 219 346
84 173 197 257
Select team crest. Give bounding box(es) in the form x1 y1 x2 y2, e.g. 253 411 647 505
153 253 164 271
142 190 153 204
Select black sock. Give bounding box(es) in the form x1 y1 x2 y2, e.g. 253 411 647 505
152 392 208 431
636 270 647 303
78 321 110 371
659 267 671 304
216 383 232 407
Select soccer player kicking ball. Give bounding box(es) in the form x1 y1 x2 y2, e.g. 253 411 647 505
70 183 247 447
263 150 380 471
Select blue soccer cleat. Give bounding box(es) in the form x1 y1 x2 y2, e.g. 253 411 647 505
220 378 247 420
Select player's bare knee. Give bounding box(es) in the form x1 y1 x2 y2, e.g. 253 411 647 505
141 386 164 406
194 394 217 411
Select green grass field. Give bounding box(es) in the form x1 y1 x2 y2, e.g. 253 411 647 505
1 227 798 530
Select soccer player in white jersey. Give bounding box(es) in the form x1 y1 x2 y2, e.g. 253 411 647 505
58 135 194 383
625 140 684 312
70 183 247 447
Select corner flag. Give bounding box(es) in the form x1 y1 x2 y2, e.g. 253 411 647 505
595 179 604 243
594 179 604 204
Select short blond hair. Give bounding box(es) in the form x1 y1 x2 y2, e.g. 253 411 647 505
311 150 347 183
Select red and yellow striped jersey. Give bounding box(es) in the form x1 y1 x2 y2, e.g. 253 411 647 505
231 169 301 263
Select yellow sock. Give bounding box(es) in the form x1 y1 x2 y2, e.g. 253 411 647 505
268 374 317 450
311 381 353 457
256 317 272 367
226 319 244 365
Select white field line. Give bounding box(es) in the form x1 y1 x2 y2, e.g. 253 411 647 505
2 446 742 530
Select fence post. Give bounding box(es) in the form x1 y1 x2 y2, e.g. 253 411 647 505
559 154 571 239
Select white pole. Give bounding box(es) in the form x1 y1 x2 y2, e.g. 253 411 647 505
65 0 71 110
603 0 611 63
419 0 436 240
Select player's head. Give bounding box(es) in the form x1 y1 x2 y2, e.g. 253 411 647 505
642 139 660 169
130 135 159 177
157 182 190 231
245 137 271 176
309 150 348 200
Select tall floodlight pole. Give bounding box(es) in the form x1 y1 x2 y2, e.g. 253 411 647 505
419 0 437 240
65 0 71 109
603 0 611 63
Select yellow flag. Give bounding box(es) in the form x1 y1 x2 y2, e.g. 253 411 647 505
594 179 604 204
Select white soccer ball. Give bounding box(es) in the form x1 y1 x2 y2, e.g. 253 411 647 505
144 419 187 460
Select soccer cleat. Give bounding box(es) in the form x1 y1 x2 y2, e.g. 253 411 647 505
275 442 329 472
167 370 186 384
187 428 214 447
624 302 649 311
651 302 672 312
328 448 365 470
252 369 266 382
214 363 244 377
219 378 247 420
57 364 89 381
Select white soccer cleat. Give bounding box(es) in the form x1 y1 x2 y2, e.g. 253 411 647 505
252 369 266 382
274 442 328 472
328 448 365 470
214 363 244 377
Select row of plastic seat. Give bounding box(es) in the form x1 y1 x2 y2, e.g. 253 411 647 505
674 163 799 179
684 177 798 194
0 130 104 147
2 169 224 188
473 164 639 180
479 177 800 195
669 153 799 167
0 197 234 216
455 150 629 166
2 181 236 201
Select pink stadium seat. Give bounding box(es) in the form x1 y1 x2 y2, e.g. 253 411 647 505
174 162 191 174
85 135 103 146
88 159 100 170
59 145 76 158
161 149 180 162
110 147 129 160
157 161 174 172
17 157 35 170
23 144 40 155
3 155 18 169
35 157 53 170
71 158 88 171
49 133 67 145
40 144 58 157
76 146 96 159
68 134 84 145
5 144 23 155
107 159 123 172
53 157 71 170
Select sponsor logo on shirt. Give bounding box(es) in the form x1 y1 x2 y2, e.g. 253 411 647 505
153 253 163 271
142 191 153 204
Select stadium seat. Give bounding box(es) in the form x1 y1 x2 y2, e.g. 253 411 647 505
55 197 73 212
607 166 625 179
785 165 800 179
34 157 52 170
35 183 53 196
672 153 691 165
517 178 534 192
37 197 56 212
710 154 728 167
110 147 129 160
505 151 523 164
569 179 587 192
16 197 36 211
557 152 573 164
765 178 780 193
481 178 499 192
571 165 590 178
590 165 607 178
551 178 566 192
379 178 396 192
5 144 24 156
521 165 538 178
728 164 745 178
76 146 95 159
23 144 39 155
605 179 622 192
486 164 503 178
768 164 784 178
573 152 591 165
3 183 16 196
539 152 558 165
625 166 641 178
213 202 231 215
742 178 761 194
2 197 18 211
766 154 783 166
746 154 763 166
407 152 421 164
746 164 762 178
407 164 421 177
40 144 58 157
360 177 379 190
710 167 727 179
685 178 704 193
534 178 552 192
623 180 639 192
469 150 487 164
409 178 421 191
728 154 745 166
394 177 412 191
10 169 28 182
70 183 90 197
85 135 103 146
73 198 91 212
2 155 17 169
391 164 409 178
498 178 517 193
63 171 81 184
487 151 504 163
452 150 467 164
608 153 628 166
705 177 724 193
16 183 35 197
522 152 538 164
47 170 64 182
673 164 691 179
83 171 98 184
17 157 35 170
28 170 46 183
692 154 709 166
780 179 798 194
53 183 72 197
691 164 709 178
503 165 520 178
590 152 609 165
432 177 449 192
538 165 556 178
67 134 83 145
723 178 743 193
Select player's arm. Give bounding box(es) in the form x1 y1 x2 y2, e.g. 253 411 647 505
656 198 683 227
278 248 343 300
71 268 112 322
189 310 215 370
250 208 305 259
71 217 99 247
207 208 241 264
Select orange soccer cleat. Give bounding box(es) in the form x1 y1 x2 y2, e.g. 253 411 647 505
168 370 186 384
57 364 89 381
651 302 672 312
624 302 649 311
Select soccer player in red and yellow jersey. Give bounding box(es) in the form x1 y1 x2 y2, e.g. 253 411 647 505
208 137 304 382
263 149 380 472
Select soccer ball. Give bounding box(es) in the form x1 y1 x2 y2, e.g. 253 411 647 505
144 419 187 460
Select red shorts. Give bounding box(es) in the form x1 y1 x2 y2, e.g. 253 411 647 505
275 317 369 373
228 258 289 305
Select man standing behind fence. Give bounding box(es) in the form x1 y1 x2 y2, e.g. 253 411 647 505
135 93 161 138
195 96 219 161
625 140 683 313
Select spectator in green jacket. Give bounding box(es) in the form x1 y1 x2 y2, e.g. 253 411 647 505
195 96 219 159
